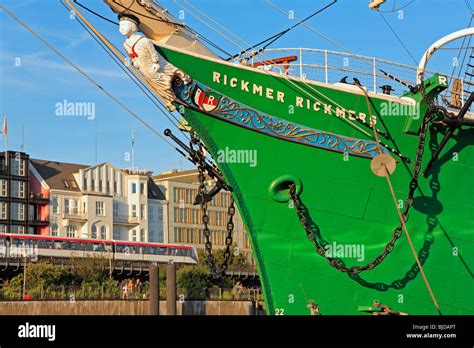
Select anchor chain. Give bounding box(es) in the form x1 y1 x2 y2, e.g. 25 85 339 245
289 101 437 274
190 131 235 278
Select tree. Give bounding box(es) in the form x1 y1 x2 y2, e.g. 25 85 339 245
177 265 212 299
197 243 248 271
1 262 69 300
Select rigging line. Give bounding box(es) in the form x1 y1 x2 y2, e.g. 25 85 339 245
62 2 191 143
171 0 244 53
0 3 187 158
75 16 192 143
439 46 474 50
110 0 233 58
465 0 474 13
184 0 293 60
455 17 474 79
226 0 338 60
378 11 418 65
377 0 416 13
74 14 191 140
111 0 185 27
73 0 118 25
444 14 473 95
60 0 192 143
356 83 442 315
262 0 370 65
173 0 375 139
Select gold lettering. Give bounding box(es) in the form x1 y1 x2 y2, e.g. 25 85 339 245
296 97 304 108
253 84 263 96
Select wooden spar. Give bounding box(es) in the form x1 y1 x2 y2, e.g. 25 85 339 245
62 0 169 106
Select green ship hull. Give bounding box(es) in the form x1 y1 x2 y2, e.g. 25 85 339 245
160 45 474 315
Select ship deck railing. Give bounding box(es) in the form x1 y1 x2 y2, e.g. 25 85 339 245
248 48 472 113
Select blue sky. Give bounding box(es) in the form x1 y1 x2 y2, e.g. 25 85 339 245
0 0 472 174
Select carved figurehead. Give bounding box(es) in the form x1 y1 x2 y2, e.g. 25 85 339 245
118 14 190 111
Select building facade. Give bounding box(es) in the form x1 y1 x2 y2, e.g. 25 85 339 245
0 151 49 235
30 160 167 243
153 169 254 266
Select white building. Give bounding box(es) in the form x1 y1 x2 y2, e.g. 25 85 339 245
30 160 167 243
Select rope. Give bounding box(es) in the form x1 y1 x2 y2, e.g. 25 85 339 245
62 1 192 143
377 12 418 65
0 3 189 158
73 0 118 25
111 0 233 58
227 0 338 60
355 82 443 316
263 0 367 64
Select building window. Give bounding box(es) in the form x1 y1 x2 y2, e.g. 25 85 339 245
0 225 6 233
52 196 59 214
11 225 25 234
91 178 95 192
0 202 7 219
10 158 25 176
11 181 22 198
140 204 145 220
82 201 87 214
91 224 97 239
113 181 117 193
18 182 25 198
19 159 25 176
148 206 154 222
132 183 137 194
100 226 107 239
113 227 120 240
66 225 77 238
157 206 163 221
140 228 145 242
11 203 25 221
131 204 137 218
51 224 58 237
96 201 104 216
113 202 118 217
140 183 145 195
0 179 7 197
83 177 87 191
98 180 102 192
69 199 79 214
131 229 137 242
64 199 70 214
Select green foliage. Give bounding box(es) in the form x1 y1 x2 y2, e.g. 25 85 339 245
1 262 70 300
70 255 109 283
197 243 248 270
177 265 212 299
0 258 117 300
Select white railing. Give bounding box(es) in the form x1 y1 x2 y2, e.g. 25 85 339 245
250 48 470 111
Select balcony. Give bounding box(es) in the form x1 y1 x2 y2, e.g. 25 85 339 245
113 214 139 225
29 193 49 204
62 208 87 222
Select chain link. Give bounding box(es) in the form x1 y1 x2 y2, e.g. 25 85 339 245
288 83 438 274
190 131 235 278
